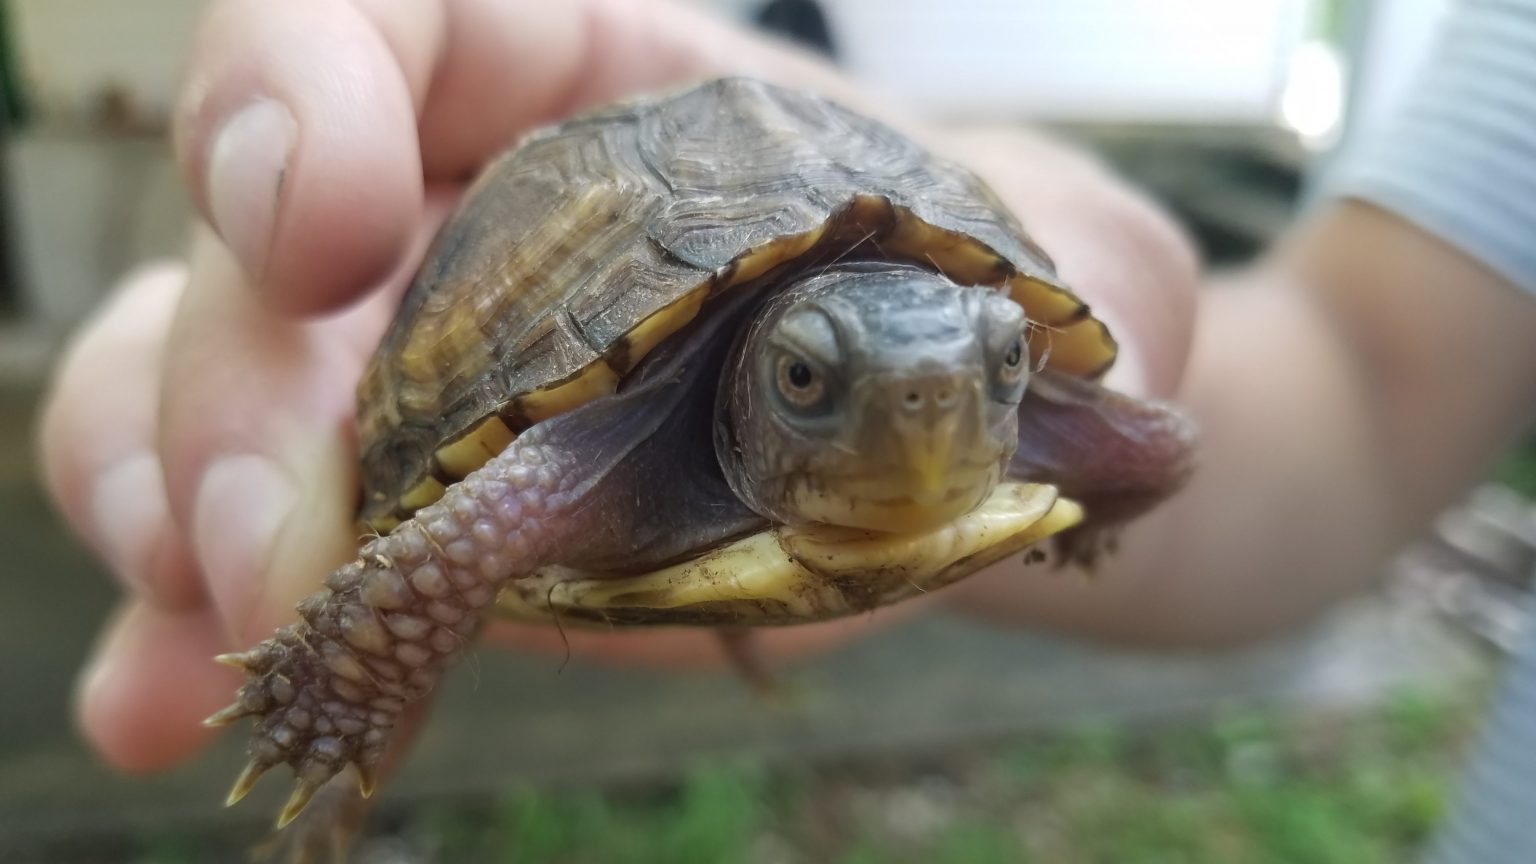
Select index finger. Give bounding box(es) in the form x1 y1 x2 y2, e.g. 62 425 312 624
175 0 888 317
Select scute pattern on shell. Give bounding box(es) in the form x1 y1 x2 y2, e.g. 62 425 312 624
355 78 1070 527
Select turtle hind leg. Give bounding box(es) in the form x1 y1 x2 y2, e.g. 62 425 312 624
1009 368 1198 568
716 627 784 699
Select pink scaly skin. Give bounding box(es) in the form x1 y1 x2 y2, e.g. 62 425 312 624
207 431 583 827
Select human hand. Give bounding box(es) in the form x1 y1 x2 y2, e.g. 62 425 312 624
38 0 1199 776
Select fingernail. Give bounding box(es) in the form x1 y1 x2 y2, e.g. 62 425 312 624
193 455 296 630
75 603 232 772
207 99 297 281
73 604 134 763
90 453 165 591
75 629 120 726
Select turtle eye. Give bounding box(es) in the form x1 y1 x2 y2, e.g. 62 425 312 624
775 354 826 409
999 335 1027 382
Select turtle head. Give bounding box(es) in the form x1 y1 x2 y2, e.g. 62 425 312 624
719 264 1029 533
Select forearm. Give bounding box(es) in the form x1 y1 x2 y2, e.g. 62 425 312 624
950 253 1387 645
1279 203 1536 536
1118 202 1536 646
952 203 1536 646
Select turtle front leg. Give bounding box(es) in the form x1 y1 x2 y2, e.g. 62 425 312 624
206 426 595 829
1010 369 1198 566
208 327 757 834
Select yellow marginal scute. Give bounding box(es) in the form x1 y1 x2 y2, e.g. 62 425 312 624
1029 316 1118 379
613 223 833 378
494 482 1083 626
614 284 710 373
877 209 1118 379
399 476 447 511
364 514 401 535
1007 273 1118 377
434 416 516 478
513 360 622 424
1007 274 1088 327
884 213 1002 286
724 226 826 288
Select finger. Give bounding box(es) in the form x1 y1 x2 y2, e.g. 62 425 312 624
174 0 440 314
944 129 1200 399
157 230 372 646
414 0 894 178
158 209 444 647
75 601 241 772
37 263 203 607
175 0 894 317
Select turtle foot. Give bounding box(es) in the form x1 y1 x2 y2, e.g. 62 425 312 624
207 440 576 826
206 624 396 829
1050 523 1121 571
247 766 373 864
206 430 592 828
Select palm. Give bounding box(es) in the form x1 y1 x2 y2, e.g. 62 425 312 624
41 0 1197 777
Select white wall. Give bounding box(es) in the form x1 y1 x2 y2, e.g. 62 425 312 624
10 0 203 127
13 0 1329 127
700 0 1320 123
834 0 1315 122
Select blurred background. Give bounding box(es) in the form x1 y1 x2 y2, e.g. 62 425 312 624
1 1 1532 861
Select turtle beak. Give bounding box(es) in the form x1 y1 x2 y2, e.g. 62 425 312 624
889 372 972 508
898 412 959 506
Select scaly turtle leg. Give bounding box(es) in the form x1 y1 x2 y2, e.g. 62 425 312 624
210 423 592 828
716 628 781 698
209 394 751 835
247 703 432 864
209 307 765 837
1010 368 1199 566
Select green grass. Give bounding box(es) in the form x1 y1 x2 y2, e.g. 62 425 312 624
404 763 774 864
379 687 1480 864
1494 441 1536 498
121 688 1478 862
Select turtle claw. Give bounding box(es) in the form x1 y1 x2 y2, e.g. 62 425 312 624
354 763 378 799
277 776 327 830
202 702 252 728
214 648 270 670
225 758 271 807
207 617 409 833
249 768 375 864
213 651 249 668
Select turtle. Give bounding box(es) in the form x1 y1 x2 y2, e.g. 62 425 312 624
205 76 1197 852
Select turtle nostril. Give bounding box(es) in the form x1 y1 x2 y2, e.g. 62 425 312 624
897 377 965 413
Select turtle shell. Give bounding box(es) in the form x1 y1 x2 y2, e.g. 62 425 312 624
356 77 1117 532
